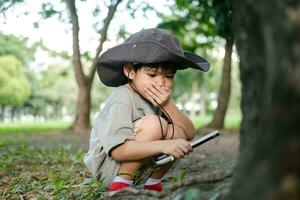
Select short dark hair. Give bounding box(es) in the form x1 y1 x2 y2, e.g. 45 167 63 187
131 62 177 75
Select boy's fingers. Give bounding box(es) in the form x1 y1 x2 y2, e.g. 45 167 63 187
145 92 157 106
146 86 162 100
153 85 171 97
180 144 190 154
145 87 159 99
145 88 162 105
174 149 184 158
151 84 163 95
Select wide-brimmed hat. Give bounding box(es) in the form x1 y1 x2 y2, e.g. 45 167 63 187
97 28 210 87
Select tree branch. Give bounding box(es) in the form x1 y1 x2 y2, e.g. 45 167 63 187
65 0 86 86
88 0 123 82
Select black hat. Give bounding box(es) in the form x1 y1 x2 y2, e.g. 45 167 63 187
97 28 210 87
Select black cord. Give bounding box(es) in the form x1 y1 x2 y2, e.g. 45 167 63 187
155 106 165 140
154 100 175 140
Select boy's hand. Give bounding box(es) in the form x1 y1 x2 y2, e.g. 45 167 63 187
144 84 172 107
162 139 192 159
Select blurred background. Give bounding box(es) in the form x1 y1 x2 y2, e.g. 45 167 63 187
2 1 298 200
0 0 240 133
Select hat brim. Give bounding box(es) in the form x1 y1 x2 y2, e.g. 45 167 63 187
97 42 210 87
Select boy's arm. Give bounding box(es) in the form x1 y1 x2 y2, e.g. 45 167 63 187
163 99 196 141
111 139 192 162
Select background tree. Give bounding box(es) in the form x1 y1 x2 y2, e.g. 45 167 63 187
0 55 31 120
229 0 300 199
159 0 234 128
0 33 35 121
0 0 23 12
63 0 122 134
158 0 217 117
207 0 234 129
0 32 35 64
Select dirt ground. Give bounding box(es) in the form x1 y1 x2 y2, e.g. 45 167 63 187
26 128 239 200
104 128 239 200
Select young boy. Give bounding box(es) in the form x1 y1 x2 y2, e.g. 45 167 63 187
84 28 210 192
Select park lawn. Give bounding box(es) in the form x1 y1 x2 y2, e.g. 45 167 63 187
0 115 240 199
192 114 241 130
0 121 71 134
0 131 104 199
0 114 241 135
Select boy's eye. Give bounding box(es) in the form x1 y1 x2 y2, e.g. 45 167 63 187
166 75 174 79
147 73 156 77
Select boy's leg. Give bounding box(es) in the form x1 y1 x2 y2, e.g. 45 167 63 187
147 125 187 179
116 115 168 181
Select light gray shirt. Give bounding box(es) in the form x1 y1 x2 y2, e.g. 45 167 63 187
83 85 155 188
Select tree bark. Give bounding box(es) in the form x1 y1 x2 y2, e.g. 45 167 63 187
229 0 300 199
208 38 233 129
65 0 122 134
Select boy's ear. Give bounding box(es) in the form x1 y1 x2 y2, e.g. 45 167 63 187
123 64 134 79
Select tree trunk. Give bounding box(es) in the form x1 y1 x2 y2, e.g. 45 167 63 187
11 106 16 122
69 83 92 134
229 0 300 199
207 38 233 129
0 105 4 121
65 0 122 134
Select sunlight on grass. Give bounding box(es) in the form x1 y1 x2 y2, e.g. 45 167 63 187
0 114 241 135
0 121 71 134
191 114 241 129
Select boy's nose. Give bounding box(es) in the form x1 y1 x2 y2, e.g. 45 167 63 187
155 76 165 87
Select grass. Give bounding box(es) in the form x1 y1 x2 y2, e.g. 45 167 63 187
192 114 241 130
0 115 240 199
0 121 71 134
0 132 105 199
0 114 241 135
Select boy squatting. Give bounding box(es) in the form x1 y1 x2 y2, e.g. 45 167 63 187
84 28 210 192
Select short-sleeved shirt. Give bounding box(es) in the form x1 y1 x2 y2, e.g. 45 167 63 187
83 85 155 188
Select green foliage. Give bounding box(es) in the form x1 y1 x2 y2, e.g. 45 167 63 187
159 0 216 50
0 55 31 107
74 177 105 199
24 62 77 119
175 170 188 185
0 0 24 12
158 1 219 106
211 0 234 41
0 33 35 64
0 134 105 199
40 2 59 18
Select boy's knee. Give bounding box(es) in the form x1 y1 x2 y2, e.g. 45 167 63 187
135 115 168 142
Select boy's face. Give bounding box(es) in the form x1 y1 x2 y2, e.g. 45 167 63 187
129 66 175 99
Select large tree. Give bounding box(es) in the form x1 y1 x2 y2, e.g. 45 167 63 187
229 0 300 199
64 0 122 134
207 0 234 129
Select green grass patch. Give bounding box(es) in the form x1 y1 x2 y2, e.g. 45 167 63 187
0 121 71 134
0 135 105 199
192 114 241 129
